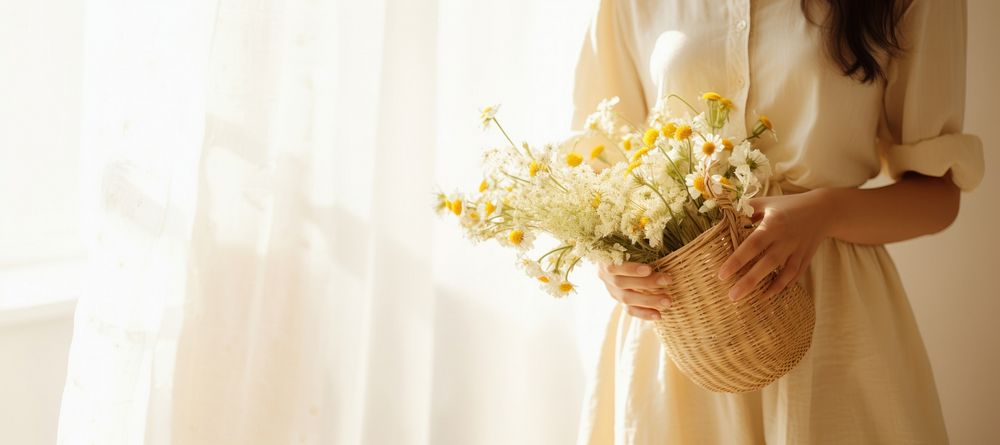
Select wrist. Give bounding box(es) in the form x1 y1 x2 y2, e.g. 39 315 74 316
809 187 849 239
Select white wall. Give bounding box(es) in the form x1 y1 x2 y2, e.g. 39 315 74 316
886 1 1000 443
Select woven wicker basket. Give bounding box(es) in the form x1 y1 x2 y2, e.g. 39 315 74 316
650 197 815 393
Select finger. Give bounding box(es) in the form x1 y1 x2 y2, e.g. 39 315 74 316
729 247 788 300
626 305 662 321
762 255 801 299
604 262 654 277
615 288 671 310
718 228 773 280
746 196 774 222
610 273 672 291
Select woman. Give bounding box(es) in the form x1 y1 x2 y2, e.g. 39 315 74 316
572 0 984 443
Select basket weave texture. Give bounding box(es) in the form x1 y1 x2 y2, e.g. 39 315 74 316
650 198 815 393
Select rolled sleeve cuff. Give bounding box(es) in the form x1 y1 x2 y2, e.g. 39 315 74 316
885 133 985 191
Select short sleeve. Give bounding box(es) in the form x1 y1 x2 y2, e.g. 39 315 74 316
879 0 984 191
567 0 648 164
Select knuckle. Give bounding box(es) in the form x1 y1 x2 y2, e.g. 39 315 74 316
767 209 790 228
744 236 764 251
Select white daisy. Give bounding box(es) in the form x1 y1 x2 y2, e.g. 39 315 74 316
730 143 772 180
479 104 500 129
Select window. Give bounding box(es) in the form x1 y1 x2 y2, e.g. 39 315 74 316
0 2 86 315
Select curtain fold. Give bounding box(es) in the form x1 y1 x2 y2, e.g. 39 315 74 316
60 1 607 444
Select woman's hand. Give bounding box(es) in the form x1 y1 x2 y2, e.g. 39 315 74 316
718 189 835 301
597 262 672 320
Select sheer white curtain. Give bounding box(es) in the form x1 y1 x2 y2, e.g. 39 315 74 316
58 0 612 443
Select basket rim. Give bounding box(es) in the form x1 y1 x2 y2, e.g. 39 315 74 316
654 211 752 269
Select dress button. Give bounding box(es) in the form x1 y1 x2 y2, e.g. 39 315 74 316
736 20 747 30
736 77 745 87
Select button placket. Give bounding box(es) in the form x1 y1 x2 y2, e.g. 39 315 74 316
726 0 752 134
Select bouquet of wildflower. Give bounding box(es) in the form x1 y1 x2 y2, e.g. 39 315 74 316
438 94 815 392
435 92 776 297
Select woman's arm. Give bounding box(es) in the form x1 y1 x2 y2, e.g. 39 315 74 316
823 172 960 245
718 172 961 301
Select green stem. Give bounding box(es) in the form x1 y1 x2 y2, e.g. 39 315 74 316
687 140 694 174
554 246 569 273
563 256 582 281
494 118 534 160
614 111 644 134
538 245 572 264
667 94 699 114
656 146 686 183
639 179 670 209
548 176 569 193
499 169 531 184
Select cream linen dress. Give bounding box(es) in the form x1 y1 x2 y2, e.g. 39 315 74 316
569 0 985 443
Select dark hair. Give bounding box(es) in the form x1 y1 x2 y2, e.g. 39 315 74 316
802 0 905 83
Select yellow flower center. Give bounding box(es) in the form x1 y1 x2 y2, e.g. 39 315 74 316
479 180 488 193
591 192 601 209
622 138 632 151
702 141 716 156
625 160 642 175
508 230 524 245
538 276 550 283
721 138 734 151
484 201 496 216
702 92 722 101
639 216 651 229
529 161 541 177
720 98 734 109
674 125 692 141
718 176 731 187
693 175 707 194
660 123 677 138
566 152 583 167
467 211 479 222
759 115 773 130
630 146 651 162
450 199 463 216
558 282 574 293
643 128 660 146
589 144 605 159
